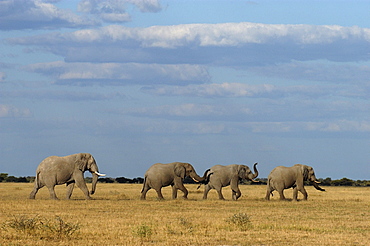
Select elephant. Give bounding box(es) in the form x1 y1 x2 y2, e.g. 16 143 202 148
29 153 105 200
265 164 325 201
203 163 259 200
140 162 211 200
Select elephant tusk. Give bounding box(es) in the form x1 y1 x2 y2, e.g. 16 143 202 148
314 180 321 184
191 177 200 183
251 179 259 183
94 171 106 176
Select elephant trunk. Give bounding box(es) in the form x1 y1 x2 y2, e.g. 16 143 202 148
312 180 326 191
189 169 209 183
90 172 99 195
89 163 105 195
251 162 259 180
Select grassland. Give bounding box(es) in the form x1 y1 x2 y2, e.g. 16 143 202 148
0 183 369 245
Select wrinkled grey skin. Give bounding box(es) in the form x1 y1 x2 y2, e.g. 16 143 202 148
265 164 325 201
203 163 258 200
141 162 211 200
29 153 104 200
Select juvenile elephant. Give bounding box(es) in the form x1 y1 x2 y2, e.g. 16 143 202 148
203 163 258 200
29 153 105 200
265 164 325 201
140 162 211 200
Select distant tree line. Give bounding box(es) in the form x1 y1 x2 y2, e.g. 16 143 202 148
1 173 369 186
252 178 370 187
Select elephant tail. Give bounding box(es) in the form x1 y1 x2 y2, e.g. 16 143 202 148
34 171 42 188
266 178 274 197
141 176 147 193
197 169 213 189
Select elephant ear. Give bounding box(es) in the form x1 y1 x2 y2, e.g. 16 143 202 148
301 165 309 181
76 153 89 171
237 165 247 179
174 163 186 179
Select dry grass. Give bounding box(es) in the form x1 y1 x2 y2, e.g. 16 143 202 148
0 183 369 245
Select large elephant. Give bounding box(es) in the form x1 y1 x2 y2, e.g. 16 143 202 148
140 162 211 200
203 163 259 200
29 153 105 200
265 164 325 201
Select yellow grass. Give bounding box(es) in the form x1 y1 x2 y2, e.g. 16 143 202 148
0 183 369 245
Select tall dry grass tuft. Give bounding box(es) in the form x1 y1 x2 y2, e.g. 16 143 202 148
0 183 369 245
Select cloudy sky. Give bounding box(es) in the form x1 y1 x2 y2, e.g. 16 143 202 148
1 0 369 180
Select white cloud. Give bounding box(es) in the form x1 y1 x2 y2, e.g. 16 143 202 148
122 103 252 119
0 0 98 30
143 121 226 134
241 120 370 133
8 22 370 64
0 104 32 118
141 82 330 99
248 61 370 84
24 61 210 86
78 0 162 23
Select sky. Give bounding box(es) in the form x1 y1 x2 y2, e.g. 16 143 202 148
0 0 369 180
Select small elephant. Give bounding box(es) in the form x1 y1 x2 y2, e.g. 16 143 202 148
203 163 259 200
265 164 325 201
140 162 211 200
29 153 105 200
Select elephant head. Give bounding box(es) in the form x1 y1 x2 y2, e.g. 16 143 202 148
300 164 325 191
174 162 209 183
76 153 105 195
238 163 259 182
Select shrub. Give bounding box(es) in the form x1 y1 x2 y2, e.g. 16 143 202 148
2 215 80 240
132 224 153 242
226 213 252 231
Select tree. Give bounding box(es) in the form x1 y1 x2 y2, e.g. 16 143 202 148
0 173 8 182
332 178 354 186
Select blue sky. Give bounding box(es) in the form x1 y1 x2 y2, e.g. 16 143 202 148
1 0 369 180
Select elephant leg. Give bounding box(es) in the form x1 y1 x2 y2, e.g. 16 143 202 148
171 184 178 199
75 176 92 200
155 188 165 200
232 187 241 201
66 182 75 199
215 187 225 200
203 185 211 199
140 185 151 200
176 183 188 199
29 183 43 199
265 188 271 200
47 185 59 200
293 187 298 201
277 189 286 200
299 187 308 200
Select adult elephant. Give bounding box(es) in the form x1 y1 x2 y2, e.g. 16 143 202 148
265 164 325 201
29 153 105 200
140 162 211 200
203 163 259 200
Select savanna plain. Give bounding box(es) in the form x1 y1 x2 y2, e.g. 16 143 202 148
0 183 369 246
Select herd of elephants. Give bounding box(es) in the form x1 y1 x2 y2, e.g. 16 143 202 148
29 153 326 201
